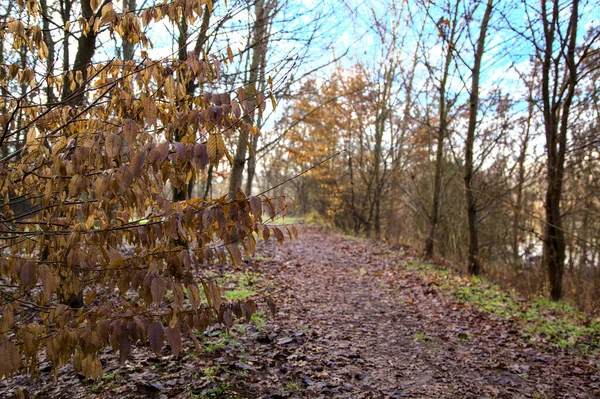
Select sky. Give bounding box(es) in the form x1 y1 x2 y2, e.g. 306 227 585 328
4 0 599 171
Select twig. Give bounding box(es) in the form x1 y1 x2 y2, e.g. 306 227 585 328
257 150 343 197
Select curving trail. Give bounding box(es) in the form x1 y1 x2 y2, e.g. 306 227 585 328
245 226 599 398
1 226 598 398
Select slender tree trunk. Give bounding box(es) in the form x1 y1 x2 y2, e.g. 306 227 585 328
513 95 533 267
122 0 136 61
40 0 56 103
172 16 190 203
0 3 12 157
60 0 72 79
244 117 261 195
189 4 213 199
190 3 213 83
464 0 493 276
540 0 578 301
57 0 96 308
202 165 214 201
544 127 567 301
244 50 269 195
61 0 97 105
244 72 266 195
229 0 271 195
171 4 212 202
425 116 445 258
373 106 386 239
245 3 275 194
396 16 426 166
425 2 459 258
15 29 29 151
372 47 397 239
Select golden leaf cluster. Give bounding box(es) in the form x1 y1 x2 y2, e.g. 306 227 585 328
0 0 289 381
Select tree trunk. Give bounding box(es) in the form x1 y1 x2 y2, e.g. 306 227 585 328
61 0 97 106
425 1 459 258
540 0 579 301
513 94 533 267
0 2 14 156
202 165 214 201
373 106 385 239
122 0 136 61
244 58 269 195
425 118 445 258
544 146 566 301
395 16 426 167
171 4 212 202
229 0 271 195
463 0 493 276
172 16 189 203
40 0 56 103
60 0 72 79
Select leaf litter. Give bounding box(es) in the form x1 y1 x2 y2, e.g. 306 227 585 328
1 226 599 398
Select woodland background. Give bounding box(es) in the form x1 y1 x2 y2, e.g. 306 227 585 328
0 0 599 383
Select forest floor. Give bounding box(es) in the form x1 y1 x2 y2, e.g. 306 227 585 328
2 225 600 398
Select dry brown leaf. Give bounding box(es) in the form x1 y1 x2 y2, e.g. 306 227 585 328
165 326 182 357
118 331 131 363
148 322 164 355
151 277 167 304
20 261 36 291
105 133 122 158
130 151 147 178
122 119 138 144
249 196 262 219
227 244 243 266
273 227 285 244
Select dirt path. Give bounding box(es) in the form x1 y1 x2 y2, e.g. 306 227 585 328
243 226 599 398
2 226 598 398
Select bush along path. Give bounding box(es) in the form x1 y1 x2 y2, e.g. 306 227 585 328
2 226 599 398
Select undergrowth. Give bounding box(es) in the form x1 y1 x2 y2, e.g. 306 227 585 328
406 262 600 354
219 272 264 301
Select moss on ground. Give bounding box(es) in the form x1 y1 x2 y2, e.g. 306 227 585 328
405 262 600 353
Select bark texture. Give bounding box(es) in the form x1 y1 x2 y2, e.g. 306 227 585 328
463 0 493 276
229 0 271 195
540 0 579 301
425 1 460 258
61 0 97 106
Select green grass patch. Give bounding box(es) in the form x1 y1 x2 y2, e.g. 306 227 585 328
202 336 232 354
219 271 271 302
405 261 450 277
189 382 233 399
222 288 253 301
454 278 600 352
453 284 517 318
203 365 225 378
200 331 238 354
283 377 302 392
219 272 260 288
250 311 265 329
202 340 227 353
518 298 600 352
412 332 427 340
404 262 600 353
85 371 121 393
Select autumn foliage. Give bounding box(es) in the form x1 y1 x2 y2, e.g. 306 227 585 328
0 0 292 380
